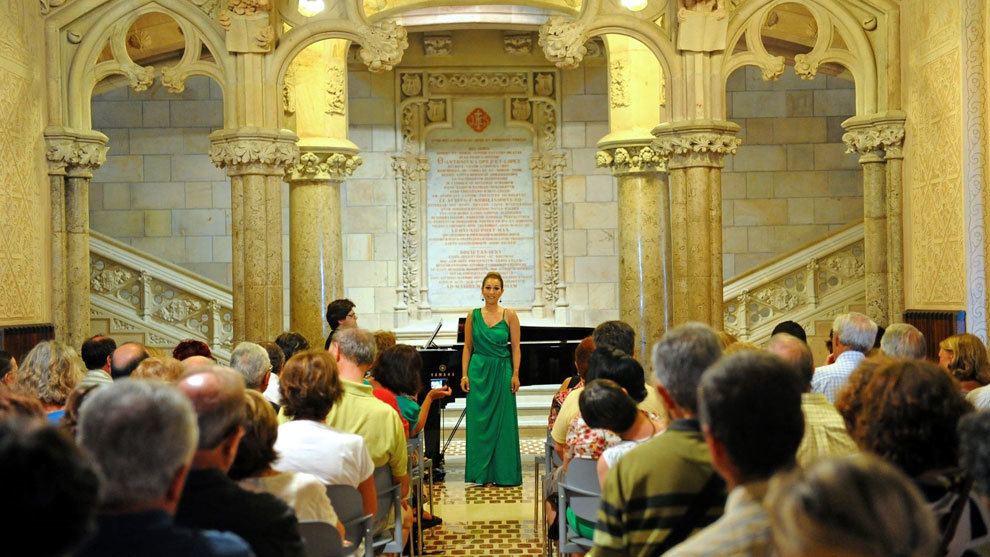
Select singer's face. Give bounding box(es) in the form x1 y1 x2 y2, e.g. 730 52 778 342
482 279 503 303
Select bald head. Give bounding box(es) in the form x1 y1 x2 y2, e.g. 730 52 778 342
181 355 215 371
110 342 149 379
767 333 815 391
176 366 246 449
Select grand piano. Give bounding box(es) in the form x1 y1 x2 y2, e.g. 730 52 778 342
417 319 592 469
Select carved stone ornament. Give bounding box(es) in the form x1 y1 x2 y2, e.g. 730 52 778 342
225 0 271 15
224 12 273 53
358 21 409 73
40 0 71 14
754 285 802 311
400 73 422 97
535 73 554 97
504 33 533 55
287 150 363 181
326 66 345 116
156 298 203 323
392 154 429 309
652 124 741 168
91 268 133 293
423 35 452 56
44 127 109 177
539 16 588 69
824 251 864 279
584 38 605 59
677 0 730 52
793 52 823 80
209 128 300 173
842 123 904 158
596 145 667 176
282 65 297 114
511 99 532 122
427 72 528 94
190 0 225 19
531 153 567 304
426 100 446 123
609 61 630 108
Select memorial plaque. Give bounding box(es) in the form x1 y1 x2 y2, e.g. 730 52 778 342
426 98 535 308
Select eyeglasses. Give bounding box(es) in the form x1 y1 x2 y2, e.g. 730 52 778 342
347 312 357 318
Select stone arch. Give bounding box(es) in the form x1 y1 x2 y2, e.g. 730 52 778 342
723 0 879 117
63 0 232 129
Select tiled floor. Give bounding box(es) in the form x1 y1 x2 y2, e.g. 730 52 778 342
417 434 549 555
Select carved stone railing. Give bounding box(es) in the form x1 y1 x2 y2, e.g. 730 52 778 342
89 230 234 361
723 222 865 344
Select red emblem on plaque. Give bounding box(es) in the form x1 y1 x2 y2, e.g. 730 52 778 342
466 107 491 133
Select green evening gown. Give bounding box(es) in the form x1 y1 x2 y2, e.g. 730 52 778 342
464 308 523 486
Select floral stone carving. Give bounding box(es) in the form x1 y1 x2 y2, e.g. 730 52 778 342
539 16 588 69
359 21 409 73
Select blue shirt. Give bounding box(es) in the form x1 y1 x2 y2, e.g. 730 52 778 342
75 509 254 557
810 350 866 403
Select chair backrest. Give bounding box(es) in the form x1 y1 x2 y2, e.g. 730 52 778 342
564 457 601 496
298 520 346 557
372 465 401 529
559 458 602 552
325 484 371 548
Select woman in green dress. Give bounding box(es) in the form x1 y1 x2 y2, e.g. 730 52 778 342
460 271 523 486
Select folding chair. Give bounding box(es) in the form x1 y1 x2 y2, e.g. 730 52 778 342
298 520 348 557
406 431 434 557
325 484 373 557
558 458 601 556
372 465 405 556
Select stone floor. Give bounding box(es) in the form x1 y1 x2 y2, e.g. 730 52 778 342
416 432 549 556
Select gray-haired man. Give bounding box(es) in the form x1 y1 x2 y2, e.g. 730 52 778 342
75 379 252 556
811 312 878 403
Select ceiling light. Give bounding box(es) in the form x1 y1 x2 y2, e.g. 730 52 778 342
298 0 325 17
621 0 648 11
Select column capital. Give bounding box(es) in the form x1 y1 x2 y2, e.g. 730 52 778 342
841 111 906 162
209 127 299 176
44 126 109 178
651 120 741 169
596 134 667 176
286 141 363 182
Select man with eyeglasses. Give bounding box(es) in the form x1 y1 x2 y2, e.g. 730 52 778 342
230 341 278 412
324 298 358 350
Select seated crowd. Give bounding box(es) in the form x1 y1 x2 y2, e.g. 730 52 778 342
7 302 990 557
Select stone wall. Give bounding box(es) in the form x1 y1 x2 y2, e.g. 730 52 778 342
722 65 862 278
0 3 51 326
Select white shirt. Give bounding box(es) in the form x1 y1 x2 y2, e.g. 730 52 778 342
811 350 866 403
239 470 338 525
263 373 281 405
274 419 374 488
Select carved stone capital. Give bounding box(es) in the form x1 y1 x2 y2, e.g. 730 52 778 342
596 141 667 176
209 127 299 176
841 111 906 162
651 120 741 169
538 16 588 69
44 126 109 178
358 21 409 73
391 154 430 182
287 148 363 182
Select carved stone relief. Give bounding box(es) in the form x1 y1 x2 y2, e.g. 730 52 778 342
423 34 452 56
358 21 409 73
427 72 528 94
963 0 988 338
326 66 345 116
609 60 630 108
504 33 533 55
400 73 422 98
539 16 588 69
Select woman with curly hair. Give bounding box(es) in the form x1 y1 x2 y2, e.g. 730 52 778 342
12 340 84 422
939 333 990 392
843 359 987 556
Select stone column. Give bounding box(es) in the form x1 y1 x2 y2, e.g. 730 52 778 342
44 127 108 347
209 127 298 344
653 120 740 328
285 147 362 348
596 141 670 358
842 112 905 326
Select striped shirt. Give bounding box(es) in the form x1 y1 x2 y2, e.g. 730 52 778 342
590 419 725 557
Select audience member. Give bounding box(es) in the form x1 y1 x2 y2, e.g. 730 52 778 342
172 339 213 362
716 330 738 350
230 341 273 395
0 417 99 557
0 349 16 386
363 333 410 437
275 331 310 362
579 378 665 487
131 356 185 383
767 333 857 467
0 389 44 419
79 335 116 387
75 379 252 557
880 323 927 360
548 336 594 431
810 312 877 403
667 351 804 555
722 340 760 355
231 389 346 542
940 333 990 394
260 341 286 406
844 359 989 555
771 320 807 344
768 455 937 557
59 383 101 438
591 322 724 556
960 411 990 507
833 353 892 433
274 350 376 516
175 366 304 557
372 344 451 436
109 342 149 379
324 298 357 350
591 320 635 354
372 330 397 366
181 354 215 371
12 340 83 422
